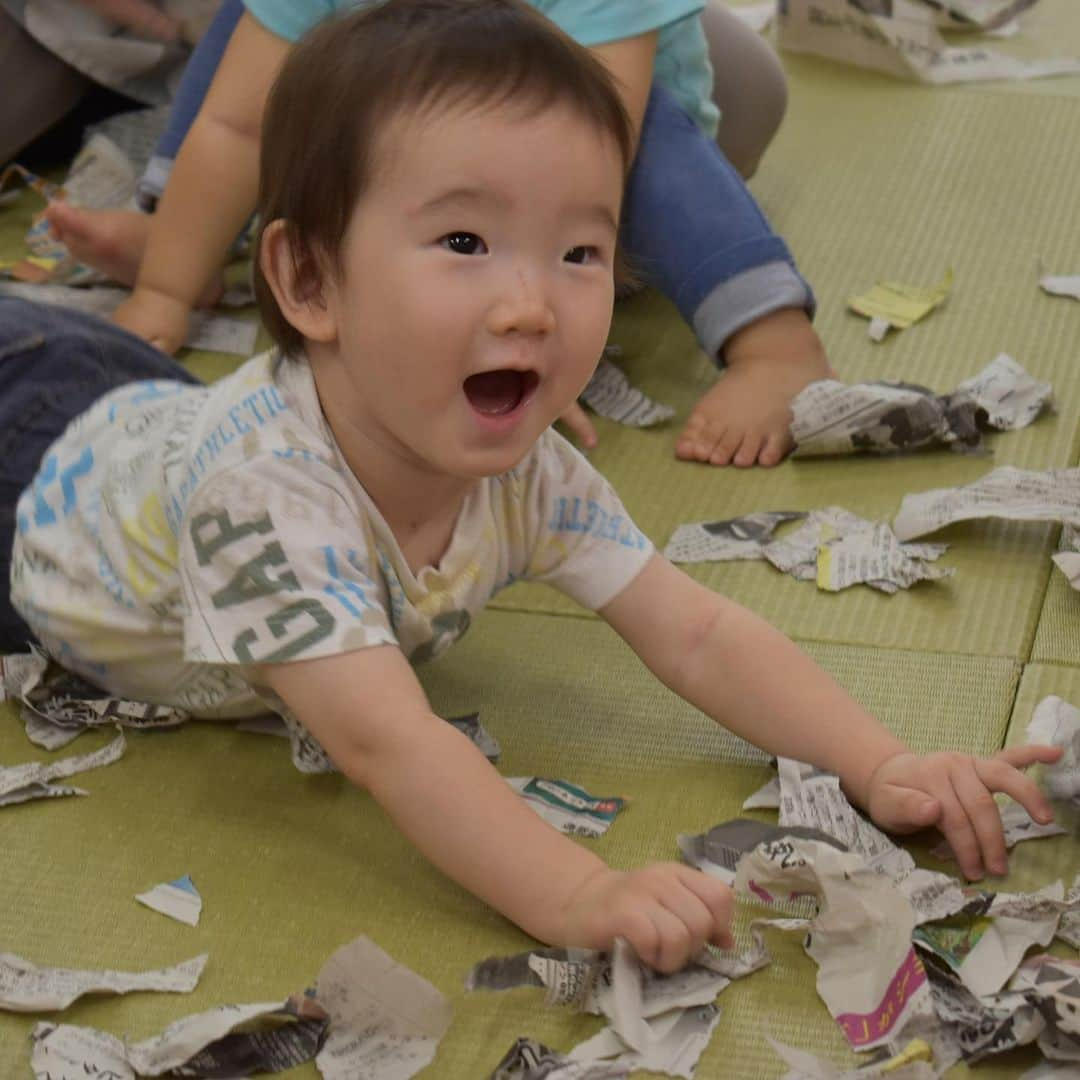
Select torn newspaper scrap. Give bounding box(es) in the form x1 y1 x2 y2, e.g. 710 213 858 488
1037 264 1080 302
1052 525 1080 590
507 777 626 837
315 935 452 1079
135 875 203 927
663 511 806 563
848 269 953 341
31 993 327 1078
665 507 952 593
791 354 1053 457
490 1037 629 1078
1009 955 1080 1061
0 951 206 1012
777 0 1080 84
0 732 125 808
892 466 1080 541
736 838 935 1051
580 358 675 428
678 817 848 885
927 0 1036 31
767 1034 937 1078
929 798 1065 862
1026 695 1080 801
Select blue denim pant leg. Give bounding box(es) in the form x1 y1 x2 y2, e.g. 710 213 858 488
621 84 799 344
0 298 202 651
137 0 246 208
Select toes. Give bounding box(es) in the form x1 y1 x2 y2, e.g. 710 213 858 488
731 432 765 468
676 414 727 463
758 429 794 468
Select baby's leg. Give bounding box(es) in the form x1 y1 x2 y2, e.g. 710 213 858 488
621 85 822 467
0 297 201 650
701 0 788 179
45 0 245 294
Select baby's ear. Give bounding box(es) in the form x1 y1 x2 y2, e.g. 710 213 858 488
258 219 337 342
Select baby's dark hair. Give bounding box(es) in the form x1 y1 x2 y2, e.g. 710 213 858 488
254 0 635 356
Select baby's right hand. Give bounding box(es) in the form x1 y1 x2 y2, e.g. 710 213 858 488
561 863 734 973
113 288 192 355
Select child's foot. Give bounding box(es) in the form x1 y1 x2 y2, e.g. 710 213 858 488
44 202 224 306
676 308 834 468
676 356 833 467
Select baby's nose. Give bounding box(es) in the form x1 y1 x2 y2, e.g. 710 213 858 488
487 269 556 337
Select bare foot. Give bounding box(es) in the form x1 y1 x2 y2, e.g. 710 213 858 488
44 202 224 306
675 309 833 467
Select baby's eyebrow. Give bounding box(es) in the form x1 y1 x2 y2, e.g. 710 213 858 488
415 187 503 216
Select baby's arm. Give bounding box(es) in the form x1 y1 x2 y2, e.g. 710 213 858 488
601 555 1061 880
256 642 733 972
113 13 289 352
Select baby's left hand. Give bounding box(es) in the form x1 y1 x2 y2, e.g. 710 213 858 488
864 746 1064 881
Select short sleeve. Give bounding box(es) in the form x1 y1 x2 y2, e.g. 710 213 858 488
533 0 703 46
517 432 654 610
178 459 396 667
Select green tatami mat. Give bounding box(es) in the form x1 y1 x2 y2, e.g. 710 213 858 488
1 609 1022 1076
495 82 1080 661
1031 567 1080 665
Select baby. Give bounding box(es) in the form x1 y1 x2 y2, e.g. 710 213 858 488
1 0 1058 973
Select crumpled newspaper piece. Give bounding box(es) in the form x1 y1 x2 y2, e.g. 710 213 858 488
30 935 447 1079
469 938 766 1079
314 936 452 1079
580 358 675 428
790 354 1053 457
135 874 203 927
767 1034 937 1078
848 269 953 341
736 838 935 1052
1052 525 1080 591
1009 955 1080 1061
928 0 1036 31
1 951 206 1012
663 511 807 563
490 1036 628 1078
773 758 967 925
665 507 952 593
892 466 1080 542
1037 264 1080 302
1026 696 1080 801
778 0 1080 84
0 732 126 807
506 778 626 838
678 817 848 885
31 993 327 1079
914 881 1069 999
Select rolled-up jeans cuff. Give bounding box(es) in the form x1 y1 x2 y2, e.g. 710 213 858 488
135 154 174 211
692 262 816 364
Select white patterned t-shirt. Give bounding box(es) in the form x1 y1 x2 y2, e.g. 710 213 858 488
11 350 653 719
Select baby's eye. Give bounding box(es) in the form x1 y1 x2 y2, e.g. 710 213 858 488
440 232 488 256
564 246 599 266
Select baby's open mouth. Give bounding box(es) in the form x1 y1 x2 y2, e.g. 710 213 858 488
463 369 539 416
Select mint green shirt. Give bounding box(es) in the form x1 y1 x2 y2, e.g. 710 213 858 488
244 0 718 136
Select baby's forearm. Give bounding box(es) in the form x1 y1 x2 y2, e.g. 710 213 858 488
668 600 905 806
136 111 259 308
342 716 608 943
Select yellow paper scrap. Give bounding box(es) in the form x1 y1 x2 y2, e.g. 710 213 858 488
880 1038 933 1071
848 269 953 341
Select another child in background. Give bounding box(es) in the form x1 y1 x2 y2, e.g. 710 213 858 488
46 0 831 469
4 1 1056 969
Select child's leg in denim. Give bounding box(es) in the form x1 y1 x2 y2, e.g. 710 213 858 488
701 0 788 180
621 84 812 365
137 0 246 209
0 298 201 650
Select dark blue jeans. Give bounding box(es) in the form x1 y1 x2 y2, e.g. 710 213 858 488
0 297 201 651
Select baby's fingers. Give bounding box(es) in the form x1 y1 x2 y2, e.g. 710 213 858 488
979 754 1057 826
952 762 1008 878
995 744 1064 770
677 867 736 950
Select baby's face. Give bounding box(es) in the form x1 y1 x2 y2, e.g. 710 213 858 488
310 95 623 480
